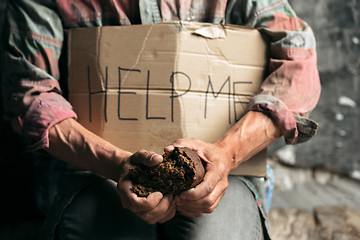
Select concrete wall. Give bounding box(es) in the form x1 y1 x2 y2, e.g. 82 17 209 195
270 0 360 178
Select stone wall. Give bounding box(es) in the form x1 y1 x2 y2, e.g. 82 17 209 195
270 0 360 178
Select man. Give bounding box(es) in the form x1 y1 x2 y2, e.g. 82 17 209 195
2 0 320 239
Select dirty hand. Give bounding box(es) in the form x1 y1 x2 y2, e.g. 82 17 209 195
116 150 177 224
165 139 233 217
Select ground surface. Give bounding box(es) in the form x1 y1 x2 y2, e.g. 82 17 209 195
283 0 360 181
268 158 360 240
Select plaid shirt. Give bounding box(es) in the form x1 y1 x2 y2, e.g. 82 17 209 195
2 0 321 151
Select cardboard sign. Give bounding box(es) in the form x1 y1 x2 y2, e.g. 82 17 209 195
68 21 269 176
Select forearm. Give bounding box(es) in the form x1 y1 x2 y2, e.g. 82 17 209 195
47 118 131 181
215 111 281 170
168 111 280 216
234 0 321 144
3 1 77 150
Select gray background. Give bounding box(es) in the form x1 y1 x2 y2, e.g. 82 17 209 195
270 0 360 177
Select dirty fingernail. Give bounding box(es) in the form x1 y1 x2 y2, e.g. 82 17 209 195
151 154 163 162
164 145 175 152
155 192 163 198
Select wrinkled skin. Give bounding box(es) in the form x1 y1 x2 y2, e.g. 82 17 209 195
164 111 281 217
48 119 176 224
165 139 231 217
48 112 280 223
116 150 177 224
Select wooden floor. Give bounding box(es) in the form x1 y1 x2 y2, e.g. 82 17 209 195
269 160 360 240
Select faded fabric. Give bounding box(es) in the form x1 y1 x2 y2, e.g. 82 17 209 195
40 172 264 240
1 2 321 239
2 0 321 150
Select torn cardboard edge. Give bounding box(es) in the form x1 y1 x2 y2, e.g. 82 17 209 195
68 21 269 177
68 21 268 93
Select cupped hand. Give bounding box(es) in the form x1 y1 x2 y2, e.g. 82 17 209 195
116 150 176 224
164 139 233 217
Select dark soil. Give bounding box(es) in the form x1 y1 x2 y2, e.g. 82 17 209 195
128 147 205 197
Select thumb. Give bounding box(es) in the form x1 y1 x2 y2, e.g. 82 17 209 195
130 150 163 167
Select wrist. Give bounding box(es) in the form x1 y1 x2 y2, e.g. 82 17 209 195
48 118 131 181
215 111 281 169
214 136 239 170
112 148 132 181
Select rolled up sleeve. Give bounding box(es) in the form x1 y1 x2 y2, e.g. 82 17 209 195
230 0 321 144
2 0 77 151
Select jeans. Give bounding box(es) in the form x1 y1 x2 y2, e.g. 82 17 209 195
40 172 265 240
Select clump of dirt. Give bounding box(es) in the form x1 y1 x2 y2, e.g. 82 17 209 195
128 147 205 197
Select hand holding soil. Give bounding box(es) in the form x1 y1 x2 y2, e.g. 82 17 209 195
128 147 205 197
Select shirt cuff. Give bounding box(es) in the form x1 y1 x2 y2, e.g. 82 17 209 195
248 94 318 144
22 92 77 151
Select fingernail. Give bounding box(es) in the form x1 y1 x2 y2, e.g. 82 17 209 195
164 145 175 152
151 154 163 162
155 192 163 198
